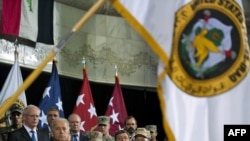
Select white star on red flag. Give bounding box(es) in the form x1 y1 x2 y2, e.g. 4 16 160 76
73 68 98 133
80 121 85 131
88 103 97 118
105 76 128 136
76 94 85 106
109 97 114 106
110 109 119 124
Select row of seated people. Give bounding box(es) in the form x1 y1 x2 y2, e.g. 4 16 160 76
0 104 160 141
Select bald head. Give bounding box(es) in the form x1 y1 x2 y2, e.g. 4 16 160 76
68 113 81 133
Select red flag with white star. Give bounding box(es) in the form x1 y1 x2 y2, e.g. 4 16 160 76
73 68 98 133
105 76 128 136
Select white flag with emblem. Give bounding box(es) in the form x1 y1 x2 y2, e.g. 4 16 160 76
109 0 250 141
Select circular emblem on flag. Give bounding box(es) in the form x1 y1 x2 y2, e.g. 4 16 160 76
170 1 250 96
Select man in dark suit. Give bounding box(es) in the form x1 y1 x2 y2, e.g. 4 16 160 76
38 107 60 141
7 105 49 141
68 113 89 141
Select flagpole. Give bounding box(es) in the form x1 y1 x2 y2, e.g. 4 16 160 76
0 0 105 116
14 39 19 61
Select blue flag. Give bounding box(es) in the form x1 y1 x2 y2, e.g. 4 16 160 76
38 61 64 128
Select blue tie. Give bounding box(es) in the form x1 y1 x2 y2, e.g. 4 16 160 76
30 130 36 141
73 134 78 141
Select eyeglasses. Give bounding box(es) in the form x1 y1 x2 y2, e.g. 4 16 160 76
25 114 39 118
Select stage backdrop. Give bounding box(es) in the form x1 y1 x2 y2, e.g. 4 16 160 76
0 2 157 88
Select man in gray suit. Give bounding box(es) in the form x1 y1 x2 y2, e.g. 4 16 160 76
7 105 49 141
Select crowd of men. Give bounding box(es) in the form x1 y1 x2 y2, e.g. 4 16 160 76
0 104 160 141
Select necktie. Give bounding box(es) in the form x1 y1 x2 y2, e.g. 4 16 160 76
73 134 78 141
30 130 37 141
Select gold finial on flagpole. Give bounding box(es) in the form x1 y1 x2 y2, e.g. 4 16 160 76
53 55 59 66
115 65 118 76
82 57 86 68
14 39 19 61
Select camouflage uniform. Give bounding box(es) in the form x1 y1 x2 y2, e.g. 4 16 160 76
0 126 17 141
0 104 24 141
88 131 102 141
103 135 114 141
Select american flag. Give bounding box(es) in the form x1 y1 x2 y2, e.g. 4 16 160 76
38 60 64 128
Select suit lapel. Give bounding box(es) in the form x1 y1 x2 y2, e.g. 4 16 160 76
20 127 32 141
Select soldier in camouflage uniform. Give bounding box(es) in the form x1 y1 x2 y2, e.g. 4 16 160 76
0 104 23 141
97 116 114 141
145 125 158 141
85 116 114 141
134 128 151 141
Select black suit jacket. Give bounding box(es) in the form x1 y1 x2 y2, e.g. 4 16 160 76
71 134 89 141
80 134 89 141
7 127 50 141
38 127 51 141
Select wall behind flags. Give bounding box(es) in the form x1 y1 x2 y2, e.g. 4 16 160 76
0 1 158 88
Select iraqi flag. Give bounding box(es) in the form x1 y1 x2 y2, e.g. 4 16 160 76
109 0 250 141
1 0 54 45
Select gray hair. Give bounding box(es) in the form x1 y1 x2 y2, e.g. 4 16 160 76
51 118 70 130
22 104 40 115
